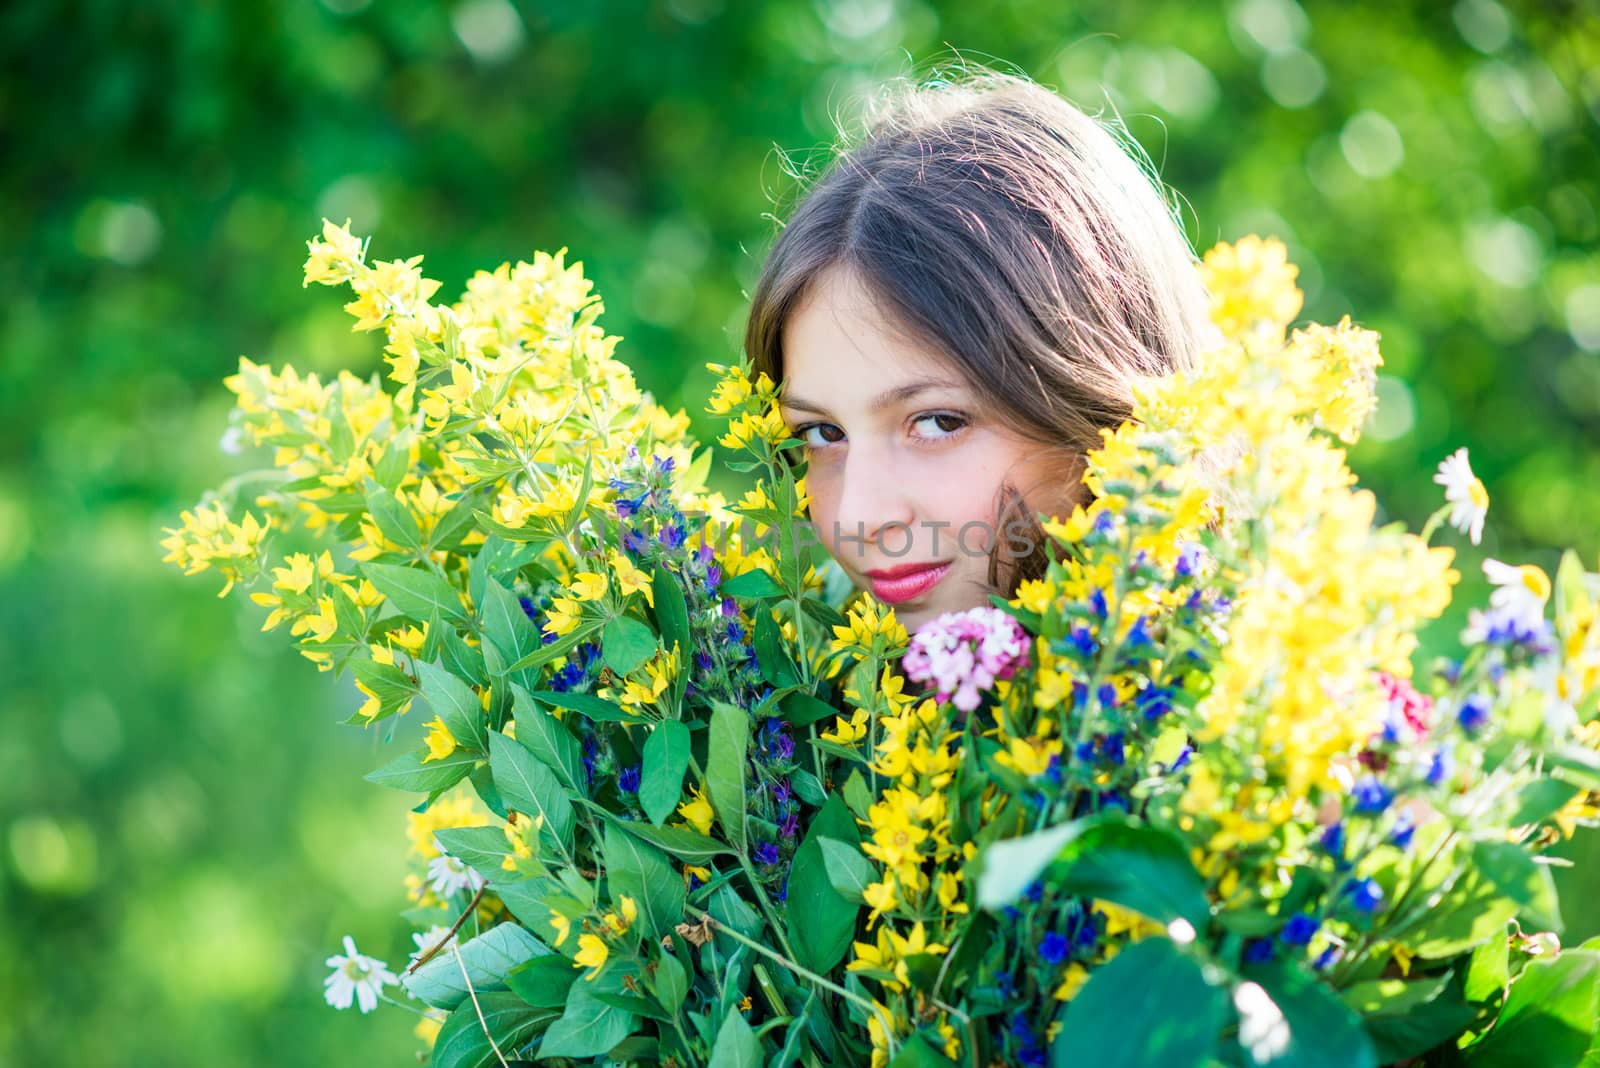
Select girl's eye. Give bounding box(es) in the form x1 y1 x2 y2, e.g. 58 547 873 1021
912 412 968 440
797 422 845 448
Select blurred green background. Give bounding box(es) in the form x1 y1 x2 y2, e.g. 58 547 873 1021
4 0 1598 1063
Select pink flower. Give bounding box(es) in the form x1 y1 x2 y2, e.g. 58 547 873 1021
1376 671 1434 741
903 607 1032 712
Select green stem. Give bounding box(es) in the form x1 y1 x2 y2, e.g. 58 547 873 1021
686 906 898 1059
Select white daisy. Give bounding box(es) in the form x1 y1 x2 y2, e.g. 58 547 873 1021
323 935 398 1014
1433 447 1488 544
1482 558 1550 623
409 924 458 964
426 849 486 898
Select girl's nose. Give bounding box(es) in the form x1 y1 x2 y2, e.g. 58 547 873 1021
829 448 918 564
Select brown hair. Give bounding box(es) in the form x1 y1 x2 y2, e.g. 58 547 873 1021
743 64 1214 596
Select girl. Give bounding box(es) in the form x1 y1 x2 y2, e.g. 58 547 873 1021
743 66 1215 635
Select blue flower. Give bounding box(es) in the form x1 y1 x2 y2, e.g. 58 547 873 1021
658 523 685 550
653 453 675 475
1425 748 1452 787
1124 615 1153 648
1068 623 1097 659
1320 821 1346 860
1096 682 1118 709
1243 938 1275 964
1168 745 1193 772
1280 913 1318 946
1023 880 1045 903
1351 775 1393 816
618 765 641 793
1313 944 1343 971
754 841 780 865
1091 510 1117 539
725 619 744 643
1457 694 1491 734
615 494 645 519
1103 731 1126 766
1090 588 1109 621
1175 541 1202 578
1390 812 1416 849
1038 932 1069 965
622 528 648 554
1348 878 1383 913
1137 685 1173 721
518 595 538 619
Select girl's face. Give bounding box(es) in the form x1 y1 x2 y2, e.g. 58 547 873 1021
778 264 1075 634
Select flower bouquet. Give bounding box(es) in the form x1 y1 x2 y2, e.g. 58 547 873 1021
162 224 1600 1067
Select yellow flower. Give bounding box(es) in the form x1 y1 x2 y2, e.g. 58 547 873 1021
830 603 910 657
574 933 609 979
422 716 458 763
608 549 655 608
549 909 572 947
570 572 607 602
1199 234 1303 341
542 597 582 638
303 218 366 287
863 877 898 928
821 708 870 746
678 785 715 837
1053 962 1090 1001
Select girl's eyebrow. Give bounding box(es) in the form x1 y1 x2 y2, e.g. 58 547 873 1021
781 378 964 416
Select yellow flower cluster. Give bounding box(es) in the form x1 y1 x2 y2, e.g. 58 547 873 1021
159 500 273 597
550 895 637 981
1140 238 1459 837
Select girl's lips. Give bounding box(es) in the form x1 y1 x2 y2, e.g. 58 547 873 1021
868 561 952 604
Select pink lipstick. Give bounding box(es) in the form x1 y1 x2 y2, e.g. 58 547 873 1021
865 561 952 604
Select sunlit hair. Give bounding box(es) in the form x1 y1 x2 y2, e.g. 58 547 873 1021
744 62 1215 595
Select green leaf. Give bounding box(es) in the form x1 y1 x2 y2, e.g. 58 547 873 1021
1512 779 1582 827
706 1004 761 1068
350 655 419 723
707 701 749 851
1048 819 1212 933
362 561 469 625
888 1031 960 1067
510 683 587 796
976 821 1082 910
603 820 686 942
753 610 799 688
540 968 640 1058
432 992 557 1068
842 770 873 820
650 952 689 1015
1465 928 1511 1004
652 565 691 671
366 748 477 794
788 796 862 974
363 481 423 552
1463 948 1600 1067
1411 861 1522 959
416 659 488 754
1051 936 1227 1068
528 688 637 723
604 815 734 864
720 568 786 599
816 837 877 903
479 577 543 690
640 720 692 826
507 954 579 1009
1236 960 1378 1068
602 614 659 675
780 691 842 727
433 825 516 881
402 923 551 1010
488 730 575 856
1476 839 1562 933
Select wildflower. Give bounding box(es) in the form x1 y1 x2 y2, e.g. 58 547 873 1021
677 785 715 836
323 935 398 1013
421 716 458 763
754 841 781 865
426 850 486 898
1348 878 1384 913
1350 776 1393 816
830 603 910 658
1038 932 1070 965
1482 558 1550 623
574 934 609 978
1433 447 1488 545
1390 811 1417 849
409 925 457 963
1199 234 1304 340
548 909 572 947
617 765 641 793
902 606 1031 712
1279 913 1319 947
570 572 608 602
1457 694 1492 735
